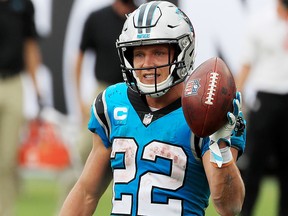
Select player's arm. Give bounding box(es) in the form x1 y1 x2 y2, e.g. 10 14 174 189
202 145 244 216
202 92 246 215
59 133 112 216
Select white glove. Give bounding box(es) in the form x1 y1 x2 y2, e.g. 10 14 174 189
209 98 240 167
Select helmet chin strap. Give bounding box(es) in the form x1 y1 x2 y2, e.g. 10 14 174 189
148 89 170 98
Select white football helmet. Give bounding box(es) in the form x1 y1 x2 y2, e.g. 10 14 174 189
116 1 195 97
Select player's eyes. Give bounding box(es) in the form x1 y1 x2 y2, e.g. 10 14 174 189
154 51 166 56
133 52 144 58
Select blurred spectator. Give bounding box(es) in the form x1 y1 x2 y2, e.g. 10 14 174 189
74 0 146 162
236 0 288 215
55 1 144 212
63 0 112 123
0 0 41 215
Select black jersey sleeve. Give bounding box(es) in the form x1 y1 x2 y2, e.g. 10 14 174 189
93 92 109 131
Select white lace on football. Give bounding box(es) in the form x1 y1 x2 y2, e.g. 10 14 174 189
205 72 219 105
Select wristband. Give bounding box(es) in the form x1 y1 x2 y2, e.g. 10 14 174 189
210 144 233 168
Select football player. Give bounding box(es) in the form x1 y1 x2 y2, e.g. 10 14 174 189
59 1 246 215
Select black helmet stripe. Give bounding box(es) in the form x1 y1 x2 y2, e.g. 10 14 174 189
137 1 160 34
145 2 160 33
137 3 148 33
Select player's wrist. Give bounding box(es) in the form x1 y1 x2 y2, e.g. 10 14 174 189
210 144 233 168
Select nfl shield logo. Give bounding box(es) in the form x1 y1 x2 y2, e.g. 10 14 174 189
143 113 153 125
185 79 201 96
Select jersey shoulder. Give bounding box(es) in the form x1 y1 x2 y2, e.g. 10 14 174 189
93 83 128 116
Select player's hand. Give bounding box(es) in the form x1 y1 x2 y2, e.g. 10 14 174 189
209 93 240 167
230 91 246 157
210 95 240 146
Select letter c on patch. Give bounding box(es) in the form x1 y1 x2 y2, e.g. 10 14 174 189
114 107 128 120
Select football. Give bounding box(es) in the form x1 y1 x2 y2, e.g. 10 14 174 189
182 57 236 137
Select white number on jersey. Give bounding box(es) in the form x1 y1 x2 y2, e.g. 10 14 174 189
111 138 187 215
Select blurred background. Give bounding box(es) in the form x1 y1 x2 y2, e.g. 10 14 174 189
1 0 280 215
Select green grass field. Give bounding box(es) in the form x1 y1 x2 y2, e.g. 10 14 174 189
16 176 279 216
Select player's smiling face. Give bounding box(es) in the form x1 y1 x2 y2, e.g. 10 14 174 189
133 44 175 85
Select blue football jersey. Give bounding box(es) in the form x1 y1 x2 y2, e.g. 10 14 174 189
88 83 211 216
